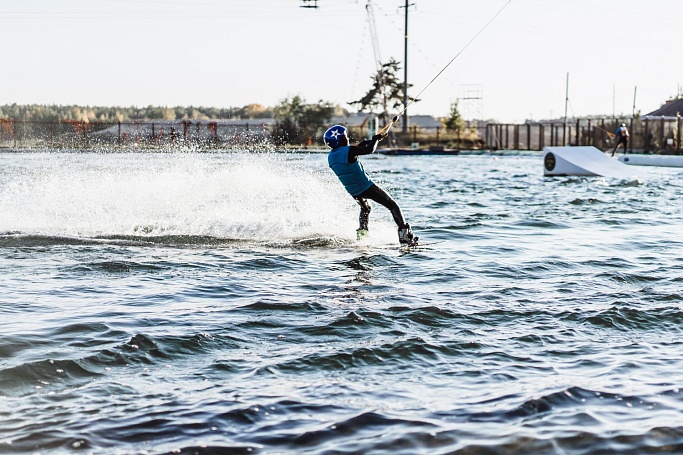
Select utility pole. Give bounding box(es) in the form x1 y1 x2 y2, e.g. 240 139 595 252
632 86 637 118
300 0 318 8
400 0 414 134
563 72 569 146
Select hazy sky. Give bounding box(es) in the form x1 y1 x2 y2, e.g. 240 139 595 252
2 0 681 122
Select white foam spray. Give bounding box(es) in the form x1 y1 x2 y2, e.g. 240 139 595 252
0 152 397 246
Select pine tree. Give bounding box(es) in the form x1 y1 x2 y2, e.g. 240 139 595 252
444 101 464 133
349 58 414 124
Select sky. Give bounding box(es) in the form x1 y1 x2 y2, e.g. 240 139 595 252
1 0 681 123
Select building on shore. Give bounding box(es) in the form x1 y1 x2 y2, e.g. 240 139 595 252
642 98 683 120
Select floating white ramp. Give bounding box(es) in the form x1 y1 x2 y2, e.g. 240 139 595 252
543 146 643 178
619 154 683 167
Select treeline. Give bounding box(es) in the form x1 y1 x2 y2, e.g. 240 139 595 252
1 97 348 146
0 103 278 123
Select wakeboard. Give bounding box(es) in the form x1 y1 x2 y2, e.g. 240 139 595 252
399 239 444 250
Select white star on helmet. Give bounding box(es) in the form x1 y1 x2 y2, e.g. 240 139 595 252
330 130 340 139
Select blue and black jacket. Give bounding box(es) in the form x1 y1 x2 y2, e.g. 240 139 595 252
328 136 382 196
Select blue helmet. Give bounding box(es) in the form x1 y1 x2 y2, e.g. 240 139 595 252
323 125 347 148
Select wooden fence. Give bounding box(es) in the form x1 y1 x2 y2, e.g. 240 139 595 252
0 120 276 149
485 117 683 153
0 119 488 150
2 117 681 152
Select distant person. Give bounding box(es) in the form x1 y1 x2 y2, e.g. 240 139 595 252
612 123 630 156
324 125 418 246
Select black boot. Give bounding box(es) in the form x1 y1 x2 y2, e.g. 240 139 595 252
398 224 418 246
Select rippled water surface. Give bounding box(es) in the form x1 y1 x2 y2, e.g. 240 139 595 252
2 150 683 454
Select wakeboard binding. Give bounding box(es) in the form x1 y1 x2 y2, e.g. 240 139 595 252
398 224 419 247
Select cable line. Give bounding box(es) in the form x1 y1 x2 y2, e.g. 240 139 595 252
379 0 513 135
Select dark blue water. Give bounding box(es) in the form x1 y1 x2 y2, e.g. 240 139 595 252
2 151 683 454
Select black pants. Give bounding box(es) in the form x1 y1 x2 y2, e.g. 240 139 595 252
613 137 628 155
354 184 406 230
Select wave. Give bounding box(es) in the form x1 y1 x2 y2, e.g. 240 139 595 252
0 331 245 397
0 232 359 249
569 305 683 332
